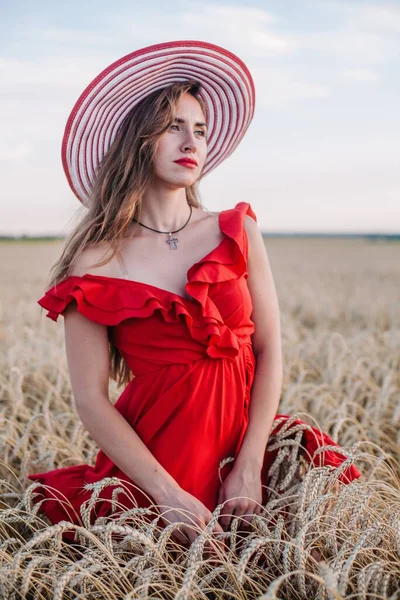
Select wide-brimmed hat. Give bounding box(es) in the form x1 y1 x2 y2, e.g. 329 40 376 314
62 40 256 205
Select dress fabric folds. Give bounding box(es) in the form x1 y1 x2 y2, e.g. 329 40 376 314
28 202 361 528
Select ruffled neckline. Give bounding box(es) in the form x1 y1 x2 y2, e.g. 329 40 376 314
37 202 257 360
51 202 255 304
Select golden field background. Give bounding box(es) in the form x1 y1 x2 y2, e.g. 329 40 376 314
0 239 399 599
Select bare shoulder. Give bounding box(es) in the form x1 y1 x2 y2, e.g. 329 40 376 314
243 213 259 230
243 213 262 243
198 208 220 222
69 241 115 277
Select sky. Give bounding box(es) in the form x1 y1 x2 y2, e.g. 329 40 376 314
1 0 399 234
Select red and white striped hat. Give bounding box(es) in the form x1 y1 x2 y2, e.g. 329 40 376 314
62 40 256 205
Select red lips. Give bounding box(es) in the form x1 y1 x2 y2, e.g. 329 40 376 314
174 158 198 166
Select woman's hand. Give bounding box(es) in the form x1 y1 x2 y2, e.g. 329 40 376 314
217 465 263 531
155 485 225 548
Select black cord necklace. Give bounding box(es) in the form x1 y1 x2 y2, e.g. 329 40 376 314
132 204 193 250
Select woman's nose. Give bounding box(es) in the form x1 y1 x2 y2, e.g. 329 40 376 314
181 131 197 152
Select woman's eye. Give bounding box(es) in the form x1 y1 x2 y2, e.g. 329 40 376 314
170 124 205 136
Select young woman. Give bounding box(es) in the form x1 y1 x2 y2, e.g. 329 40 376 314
28 41 361 547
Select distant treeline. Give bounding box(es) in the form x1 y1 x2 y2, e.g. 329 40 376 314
263 233 400 241
0 233 399 242
0 236 65 241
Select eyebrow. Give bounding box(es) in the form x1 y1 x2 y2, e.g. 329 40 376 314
174 117 207 130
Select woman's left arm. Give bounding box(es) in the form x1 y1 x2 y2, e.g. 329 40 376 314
234 214 283 475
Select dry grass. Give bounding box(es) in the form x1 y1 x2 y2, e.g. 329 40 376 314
0 238 399 599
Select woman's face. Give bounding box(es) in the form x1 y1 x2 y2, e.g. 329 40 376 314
152 92 208 187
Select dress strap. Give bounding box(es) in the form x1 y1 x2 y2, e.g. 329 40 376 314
116 251 130 279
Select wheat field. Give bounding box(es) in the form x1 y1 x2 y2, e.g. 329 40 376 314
0 238 399 599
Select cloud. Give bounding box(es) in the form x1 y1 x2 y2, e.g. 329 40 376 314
340 68 380 82
250 66 331 107
295 29 397 64
330 2 400 34
181 4 296 58
0 141 34 161
302 2 400 64
0 53 114 146
0 55 107 88
38 28 118 46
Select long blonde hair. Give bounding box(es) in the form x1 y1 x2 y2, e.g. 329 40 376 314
47 80 208 386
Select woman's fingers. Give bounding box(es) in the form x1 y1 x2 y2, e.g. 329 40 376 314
213 521 225 534
171 527 190 546
166 507 228 549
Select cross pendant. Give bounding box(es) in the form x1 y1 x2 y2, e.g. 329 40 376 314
166 234 179 250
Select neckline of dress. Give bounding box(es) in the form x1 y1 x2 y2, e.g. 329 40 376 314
72 208 229 304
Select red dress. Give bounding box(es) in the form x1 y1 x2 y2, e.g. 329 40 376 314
28 202 361 528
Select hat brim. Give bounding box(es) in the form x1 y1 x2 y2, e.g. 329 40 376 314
62 40 256 205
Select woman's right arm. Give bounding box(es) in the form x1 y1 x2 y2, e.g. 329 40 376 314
61 247 224 545
63 302 180 504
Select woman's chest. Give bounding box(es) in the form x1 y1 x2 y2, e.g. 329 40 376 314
111 275 254 340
